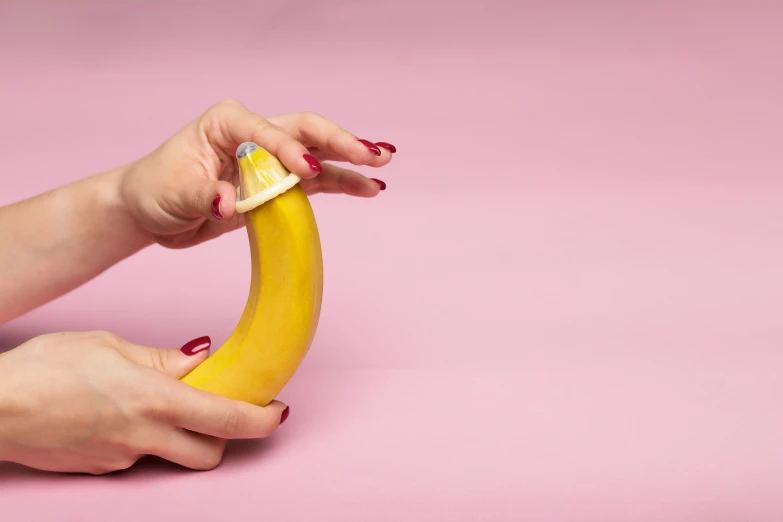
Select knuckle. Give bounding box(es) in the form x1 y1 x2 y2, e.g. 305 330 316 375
219 98 242 108
300 111 323 125
214 98 243 112
150 396 173 421
145 346 166 373
200 446 225 470
89 455 137 475
251 117 287 142
204 99 244 122
134 387 171 421
250 117 269 139
254 116 276 132
114 456 138 471
92 330 120 348
190 181 209 211
218 407 246 438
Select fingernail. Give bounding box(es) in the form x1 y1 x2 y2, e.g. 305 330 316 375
280 406 290 425
303 153 323 174
371 178 386 191
181 336 211 356
211 196 223 220
358 139 382 156
375 142 396 153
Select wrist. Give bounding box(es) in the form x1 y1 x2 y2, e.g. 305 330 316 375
98 163 155 250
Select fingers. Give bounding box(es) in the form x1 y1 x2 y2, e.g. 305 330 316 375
203 101 396 193
270 111 395 168
301 162 385 197
112 335 213 379
166 382 290 440
110 330 289 442
207 100 323 180
148 428 227 471
177 177 239 223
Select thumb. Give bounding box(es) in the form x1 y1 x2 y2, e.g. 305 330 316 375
181 178 238 223
116 335 212 379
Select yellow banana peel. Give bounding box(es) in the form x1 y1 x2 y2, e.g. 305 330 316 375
180 142 324 406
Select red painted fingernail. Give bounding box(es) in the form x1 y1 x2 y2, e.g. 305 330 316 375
303 153 323 174
280 406 290 425
180 336 211 356
371 178 386 190
375 142 396 153
211 196 223 220
358 139 382 156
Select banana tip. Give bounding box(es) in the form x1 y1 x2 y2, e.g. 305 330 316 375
236 142 258 159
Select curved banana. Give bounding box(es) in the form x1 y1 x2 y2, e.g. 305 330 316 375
180 142 324 406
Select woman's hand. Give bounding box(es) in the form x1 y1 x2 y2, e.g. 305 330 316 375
0 99 393 324
0 331 288 475
119 99 396 248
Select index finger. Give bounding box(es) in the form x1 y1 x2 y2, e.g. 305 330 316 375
202 99 323 180
164 379 289 439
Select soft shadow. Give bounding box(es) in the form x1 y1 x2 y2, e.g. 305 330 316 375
0 438 281 484
221 436 279 465
0 461 54 484
0 461 107 488
118 437 279 479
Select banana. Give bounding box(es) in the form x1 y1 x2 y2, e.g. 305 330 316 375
180 142 324 406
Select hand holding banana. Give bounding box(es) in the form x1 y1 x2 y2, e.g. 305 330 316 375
119 99 394 249
0 100 396 474
0 331 288 475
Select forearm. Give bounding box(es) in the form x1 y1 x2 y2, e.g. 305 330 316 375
0 167 153 325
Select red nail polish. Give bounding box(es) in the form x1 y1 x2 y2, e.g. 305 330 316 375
212 196 223 220
303 153 323 174
371 178 386 190
280 406 290 425
358 139 382 156
375 142 396 153
181 336 211 356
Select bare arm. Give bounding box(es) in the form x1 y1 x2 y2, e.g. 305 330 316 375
0 101 393 326
0 166 151 325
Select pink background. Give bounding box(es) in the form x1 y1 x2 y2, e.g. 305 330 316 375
1 1 783 520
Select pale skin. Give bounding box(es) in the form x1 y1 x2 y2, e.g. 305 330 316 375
0 99 395 474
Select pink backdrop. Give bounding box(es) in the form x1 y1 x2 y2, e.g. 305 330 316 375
1 1 783 520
